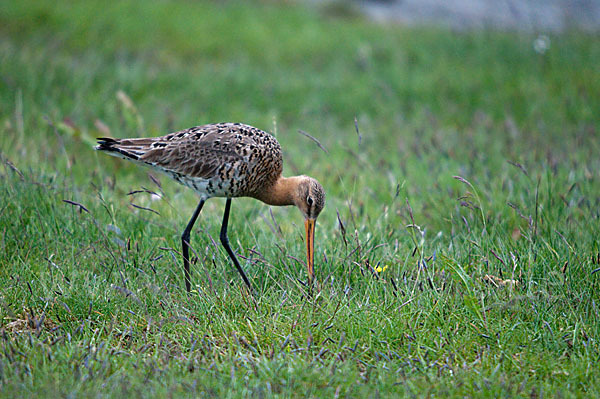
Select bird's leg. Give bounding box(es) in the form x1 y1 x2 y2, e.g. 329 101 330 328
219 198 252 290
181 199 205 292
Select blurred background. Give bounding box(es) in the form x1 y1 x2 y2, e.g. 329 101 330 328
357 0 600 31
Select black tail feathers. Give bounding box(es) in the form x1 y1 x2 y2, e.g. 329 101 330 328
95 138 140 160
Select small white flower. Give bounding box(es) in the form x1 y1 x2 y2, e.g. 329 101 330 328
533 35 550 54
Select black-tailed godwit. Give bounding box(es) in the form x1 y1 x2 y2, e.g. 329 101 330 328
95 123 325 292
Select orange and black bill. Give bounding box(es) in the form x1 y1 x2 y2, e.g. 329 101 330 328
304 218 316 285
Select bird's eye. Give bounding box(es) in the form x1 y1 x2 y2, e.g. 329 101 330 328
307 196 314 206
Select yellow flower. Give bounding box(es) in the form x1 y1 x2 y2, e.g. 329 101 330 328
375 264 389 273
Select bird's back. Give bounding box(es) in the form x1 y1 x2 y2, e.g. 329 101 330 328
96 123 283 199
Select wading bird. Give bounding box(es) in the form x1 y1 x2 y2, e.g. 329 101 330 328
95 123 325 292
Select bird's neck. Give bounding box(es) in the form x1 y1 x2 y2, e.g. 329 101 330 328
258 176 301 206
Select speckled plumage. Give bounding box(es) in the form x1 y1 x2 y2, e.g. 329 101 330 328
96 123 284 201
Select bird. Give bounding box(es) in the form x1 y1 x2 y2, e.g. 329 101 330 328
95 122 325 292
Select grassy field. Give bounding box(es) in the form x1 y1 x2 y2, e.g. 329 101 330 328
1 0 600 396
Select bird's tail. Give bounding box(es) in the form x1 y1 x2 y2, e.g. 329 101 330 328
95 137 153 161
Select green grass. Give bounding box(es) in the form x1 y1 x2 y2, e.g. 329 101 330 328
1 0 600 396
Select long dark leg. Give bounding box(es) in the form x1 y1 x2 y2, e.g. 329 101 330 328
220 199 252 290
181 199 205 292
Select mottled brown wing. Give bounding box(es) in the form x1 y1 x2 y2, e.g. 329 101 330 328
139 127 257 179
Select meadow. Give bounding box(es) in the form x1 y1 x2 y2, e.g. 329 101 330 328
1 0 599 396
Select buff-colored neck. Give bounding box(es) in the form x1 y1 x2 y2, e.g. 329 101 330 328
257 176 303 206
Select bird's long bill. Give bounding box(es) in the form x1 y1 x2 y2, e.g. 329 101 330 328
304 218 316 285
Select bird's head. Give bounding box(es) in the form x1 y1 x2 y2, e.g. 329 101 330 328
293 176 326 221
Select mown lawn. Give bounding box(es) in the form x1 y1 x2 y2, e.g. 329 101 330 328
1 0 599 397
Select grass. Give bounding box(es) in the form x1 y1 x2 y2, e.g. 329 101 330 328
1 0 600 396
